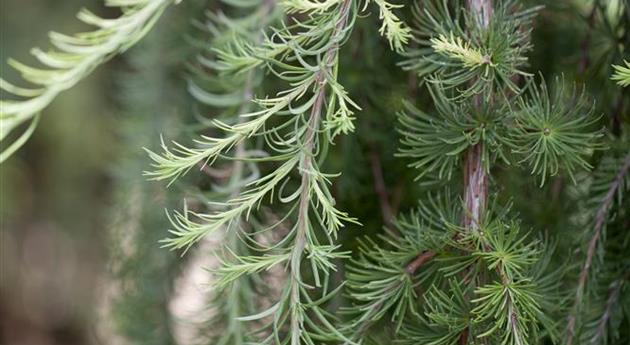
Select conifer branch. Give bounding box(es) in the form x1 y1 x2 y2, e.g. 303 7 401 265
401 0 539 99
471 225 544 345
590 279 623 345
392 1 569 343
5 1 626 344
342 196 459 342
289 2 352 342
0 0 181 162
291 61 329 345
565 153 630 345
145 0 370 342
510 78 604 186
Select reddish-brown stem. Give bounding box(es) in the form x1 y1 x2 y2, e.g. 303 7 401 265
463 0 491 231
460 3 492 345
462 143 488 230
459 327 470 345
403 0 493 302
566 153 630 345
405 250 436 275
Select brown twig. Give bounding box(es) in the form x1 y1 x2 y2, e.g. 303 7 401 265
469 0 493 29
405 250 436 275
551 176 565 204
566 153 630 345
369 151 394 227
459 327 470 345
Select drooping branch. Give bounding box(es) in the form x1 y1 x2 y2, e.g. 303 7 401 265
0 0 181 162
565 153 630 345
290 92 323 345
289 1 353 343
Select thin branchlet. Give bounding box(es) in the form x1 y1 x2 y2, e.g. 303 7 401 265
566 153 630 345
0 0 182 163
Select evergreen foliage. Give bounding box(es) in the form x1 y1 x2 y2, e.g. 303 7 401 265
1 0 629 344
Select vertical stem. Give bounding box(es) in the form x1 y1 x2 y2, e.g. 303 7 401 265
461 2 492 344
469 0 493 28
288 1 352 343
463 0 491 230
290 89 323 345
462 143 488 230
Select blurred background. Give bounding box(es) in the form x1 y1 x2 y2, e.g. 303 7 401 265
1 0 117 344
0 1 204 344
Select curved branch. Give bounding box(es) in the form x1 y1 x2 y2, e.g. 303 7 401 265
0 0 180 162
289 1 353 343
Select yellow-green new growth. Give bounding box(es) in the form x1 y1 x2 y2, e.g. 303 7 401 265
430 33 491 68
370 0 412 53
282 0 344 14
611 60 630 87
0 0 181 163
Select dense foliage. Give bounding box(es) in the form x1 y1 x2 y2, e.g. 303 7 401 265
1 0 629 344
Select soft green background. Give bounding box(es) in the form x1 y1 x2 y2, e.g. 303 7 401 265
1 1 117 344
